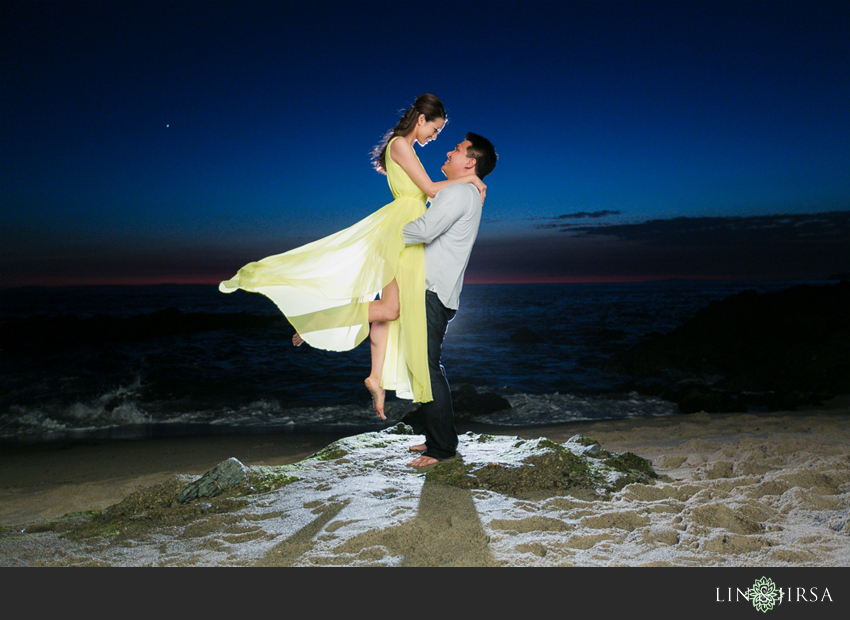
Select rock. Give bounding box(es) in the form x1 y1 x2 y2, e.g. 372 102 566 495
580 443 602 456
569 434 602 456
425 434 657 499
401 384 512 424
451 384 512 417
178 457 248 503
50 428 660 547
603 281 850 412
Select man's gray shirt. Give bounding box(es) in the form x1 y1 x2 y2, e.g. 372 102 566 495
402 183 482 310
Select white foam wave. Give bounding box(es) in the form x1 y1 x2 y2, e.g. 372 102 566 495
0 390 676 445
478 391 677 425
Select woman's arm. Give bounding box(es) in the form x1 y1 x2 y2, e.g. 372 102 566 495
390 138 486 202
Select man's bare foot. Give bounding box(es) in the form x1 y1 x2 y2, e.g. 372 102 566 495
408 444 427 452
364 376 386 420
292 333 304 347
407 455 440 467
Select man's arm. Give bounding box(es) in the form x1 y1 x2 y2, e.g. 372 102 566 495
403 184 469 246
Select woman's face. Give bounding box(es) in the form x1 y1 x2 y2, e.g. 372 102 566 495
414 115 445 146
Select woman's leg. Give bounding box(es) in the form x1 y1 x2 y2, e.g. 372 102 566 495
364 279 400 419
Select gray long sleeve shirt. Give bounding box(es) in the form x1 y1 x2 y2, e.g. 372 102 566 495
402 183 482 310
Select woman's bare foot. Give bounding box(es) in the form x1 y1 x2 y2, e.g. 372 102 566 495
408 444 427 452
364 376 386 420
292 333 304 347
407 455 440 467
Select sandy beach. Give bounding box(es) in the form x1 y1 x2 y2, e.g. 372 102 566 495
1 398 848 567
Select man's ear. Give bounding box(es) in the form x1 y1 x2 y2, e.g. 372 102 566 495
467 157 477 172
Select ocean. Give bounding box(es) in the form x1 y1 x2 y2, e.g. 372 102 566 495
0 280 817 446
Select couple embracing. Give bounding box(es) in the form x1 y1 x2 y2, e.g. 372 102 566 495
220 94 497 467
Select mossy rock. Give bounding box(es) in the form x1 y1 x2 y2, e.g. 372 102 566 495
310 423 416 461
313 445 350 461
57 463 302 541
603 451 658 480
425 434 656 500
384 422 416 435
243 465 301 494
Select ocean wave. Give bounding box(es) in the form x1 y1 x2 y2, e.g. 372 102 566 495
479 391 678 425
1 378 154 437
2 281 819 446
0 387 676 446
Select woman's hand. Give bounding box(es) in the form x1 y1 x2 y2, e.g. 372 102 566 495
461 174 487 203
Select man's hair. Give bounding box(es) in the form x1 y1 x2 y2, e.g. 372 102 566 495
465 132 497 179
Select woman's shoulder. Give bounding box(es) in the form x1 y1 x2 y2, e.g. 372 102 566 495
388 136 416 166
388 135 408 153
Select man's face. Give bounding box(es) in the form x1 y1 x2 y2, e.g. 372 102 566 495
441 140 475 179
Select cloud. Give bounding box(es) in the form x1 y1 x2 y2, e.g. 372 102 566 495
550 211 850 244
469 211 850 283
534 210 622 229
556 210 622 220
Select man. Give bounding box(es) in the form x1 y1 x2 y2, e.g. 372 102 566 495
402 132 498 467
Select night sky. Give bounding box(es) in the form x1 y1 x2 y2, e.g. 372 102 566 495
3 0 849 287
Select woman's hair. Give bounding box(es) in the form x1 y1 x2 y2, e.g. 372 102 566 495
371 93 447 174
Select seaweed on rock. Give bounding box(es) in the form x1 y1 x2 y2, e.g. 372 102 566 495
425 433 657 500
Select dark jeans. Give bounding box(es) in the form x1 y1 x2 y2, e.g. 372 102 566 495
420 290 457 460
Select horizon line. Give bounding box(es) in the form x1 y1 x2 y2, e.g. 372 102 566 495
3 273 846 290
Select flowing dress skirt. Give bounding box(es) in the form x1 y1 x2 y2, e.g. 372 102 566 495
219 140 431 402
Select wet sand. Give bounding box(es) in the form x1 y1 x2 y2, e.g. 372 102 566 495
1 398 849 567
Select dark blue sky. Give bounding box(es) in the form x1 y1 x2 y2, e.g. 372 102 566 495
3 0 849 286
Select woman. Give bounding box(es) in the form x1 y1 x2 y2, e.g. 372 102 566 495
219 94 484 419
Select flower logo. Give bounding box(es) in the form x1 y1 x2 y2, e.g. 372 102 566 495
746 577 784 612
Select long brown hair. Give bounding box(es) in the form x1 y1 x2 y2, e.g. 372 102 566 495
371 93 447 174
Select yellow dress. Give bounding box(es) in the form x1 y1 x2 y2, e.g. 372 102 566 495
219 137 432 403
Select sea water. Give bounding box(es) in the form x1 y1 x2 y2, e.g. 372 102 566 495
0 280 815 445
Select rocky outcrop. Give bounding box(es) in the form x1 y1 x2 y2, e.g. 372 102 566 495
310 424 657 500
401 384 512 424
35 425 660 548
603 281 850 412
177 457 248 503
424 433 658 500
451 384 512 418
